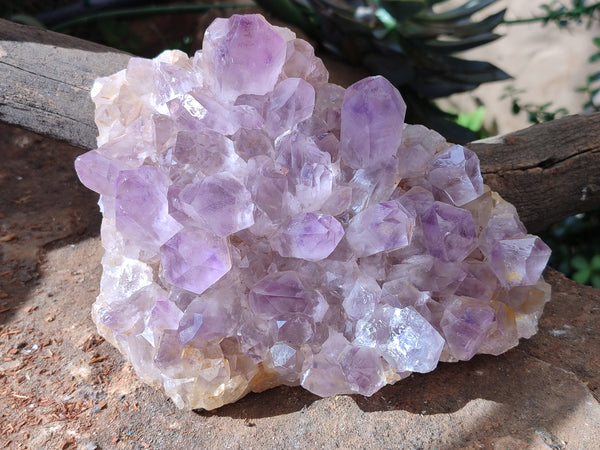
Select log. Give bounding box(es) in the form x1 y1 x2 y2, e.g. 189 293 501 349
467 114 600 233
1 18 600 232
0 18 130 150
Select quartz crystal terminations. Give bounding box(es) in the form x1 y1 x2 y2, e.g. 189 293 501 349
75 14 552 410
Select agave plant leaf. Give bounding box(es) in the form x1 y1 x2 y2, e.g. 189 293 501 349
412 78 480 98
423 0 449 5
364 50 509 97
444 64 511 84
407 47 510 78
415 0 498 22
405 9 506 38
424 32 502 53
9 13 46 28
380 1 427 22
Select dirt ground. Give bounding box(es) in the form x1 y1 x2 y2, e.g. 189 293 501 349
1 121 600 449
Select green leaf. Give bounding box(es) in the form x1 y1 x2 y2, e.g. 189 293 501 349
415 0 498 23
403 90 480 144
456 106 486 132
557 261 570 274
316 0 358 17
406 10 506 38
512 100 521 114
380 1 427 22
9 14 46 28
527 111 539 123
408 47 495 72
405 49 512 84
589 53 600 63
571 255 589 271
451 68 511 84
573 268 591 285
588 72 600 84
363 54 415 86
413 78 480 98
590 254 600 270
424 33 502 54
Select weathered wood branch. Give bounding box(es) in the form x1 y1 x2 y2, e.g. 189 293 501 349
0 18 130 150
467 114 600 233
1 19 599 232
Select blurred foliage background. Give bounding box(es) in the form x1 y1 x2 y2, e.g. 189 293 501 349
2 0 600 287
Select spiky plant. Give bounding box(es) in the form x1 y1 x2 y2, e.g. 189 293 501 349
256 0 510 142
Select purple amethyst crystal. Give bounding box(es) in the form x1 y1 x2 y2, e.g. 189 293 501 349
76 14 552 410
115 166 183 256
354 305 445 373
346 200 415 257
421 201 477 262
160 227 231 295
340 76 406 169
202 14 287 101
272 212 344 261
174 173 254 237
428 145 484 206
249 271 314 317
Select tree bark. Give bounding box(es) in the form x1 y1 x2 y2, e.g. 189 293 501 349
0 18 130 150
1 18 599 232
466 114 600 233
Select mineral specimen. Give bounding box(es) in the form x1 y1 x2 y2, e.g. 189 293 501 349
75 14 552 410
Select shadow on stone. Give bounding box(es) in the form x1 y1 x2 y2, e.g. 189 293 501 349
191 345 599 448
196 270 600 447
0 123 101 325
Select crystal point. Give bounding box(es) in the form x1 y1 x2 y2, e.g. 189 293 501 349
272 213 344 261
202 14 287 102
340 76 406 169
346 200 415 257
160 227 231 295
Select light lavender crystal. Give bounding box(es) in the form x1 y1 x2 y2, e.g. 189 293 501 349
75 14 552 410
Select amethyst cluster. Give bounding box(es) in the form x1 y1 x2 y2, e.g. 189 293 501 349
75 14 551 410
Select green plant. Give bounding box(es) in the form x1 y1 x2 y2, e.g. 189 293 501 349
570 254 600 287
577 36 600 112
504 0 600 27
501 86 569 124
96 18 142 54
255 0 511 143
541 209 600 288
454 106 488 138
